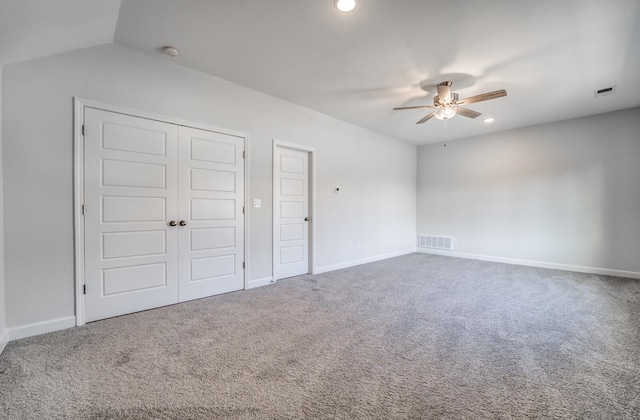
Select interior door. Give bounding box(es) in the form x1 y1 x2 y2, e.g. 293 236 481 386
274 147 309 280
84 108 179 322
177 126 245 301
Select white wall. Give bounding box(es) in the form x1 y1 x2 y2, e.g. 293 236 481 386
417 107 640 276
2 44 416 331
0 65 7 352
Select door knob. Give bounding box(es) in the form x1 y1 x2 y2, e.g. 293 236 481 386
304 217 310 221
169 220 177 227
179 220 187 226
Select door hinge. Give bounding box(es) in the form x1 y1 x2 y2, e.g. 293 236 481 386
83 284 86 294
242 262 245 269
242 150 245 159
82 125 85 136
82 205 85 215
242 206 245 214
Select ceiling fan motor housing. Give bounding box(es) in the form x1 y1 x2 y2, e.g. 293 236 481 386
434 93 458 107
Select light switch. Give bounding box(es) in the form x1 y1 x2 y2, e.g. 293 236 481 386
253 199 262 208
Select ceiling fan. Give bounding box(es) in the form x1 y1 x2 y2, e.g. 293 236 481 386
394 81 507 124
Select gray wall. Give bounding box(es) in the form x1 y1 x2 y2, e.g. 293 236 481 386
0 65 6 346
2 44 417 330
417 107 640 274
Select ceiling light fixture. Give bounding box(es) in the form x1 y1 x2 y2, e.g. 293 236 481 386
483 118 495 123
434 107 457 120
334 0 358 12
162 46 179 57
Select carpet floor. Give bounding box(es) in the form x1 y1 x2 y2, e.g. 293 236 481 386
1 253 639 419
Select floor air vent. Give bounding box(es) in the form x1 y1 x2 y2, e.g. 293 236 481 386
418 235 454 251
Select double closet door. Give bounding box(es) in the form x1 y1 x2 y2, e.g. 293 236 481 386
83 108 244 322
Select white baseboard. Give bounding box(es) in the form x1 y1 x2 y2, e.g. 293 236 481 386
417 249 640 279
314 248 416 274
247 276 274 289
8 316 76 342
0 328 8 355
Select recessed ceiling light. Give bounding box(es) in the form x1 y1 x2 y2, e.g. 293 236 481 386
483 118 495 123
162 46 179 57
334 0 358 12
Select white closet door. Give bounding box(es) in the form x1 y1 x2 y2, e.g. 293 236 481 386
274 147 309 280
177 126 245 302
84 108 179 322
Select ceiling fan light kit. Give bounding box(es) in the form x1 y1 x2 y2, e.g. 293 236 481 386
434 107 457 120
393 81 507 126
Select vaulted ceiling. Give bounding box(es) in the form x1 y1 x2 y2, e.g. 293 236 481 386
2 0 639 145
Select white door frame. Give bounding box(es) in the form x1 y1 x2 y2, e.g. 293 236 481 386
73 98 249 326
272 139 316 280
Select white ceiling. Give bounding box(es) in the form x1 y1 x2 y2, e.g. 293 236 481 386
0 0 120 65
3 0 640 145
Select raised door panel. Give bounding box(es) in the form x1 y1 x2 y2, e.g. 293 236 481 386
191 227 236 251
102 231 166 259
102 160 166 189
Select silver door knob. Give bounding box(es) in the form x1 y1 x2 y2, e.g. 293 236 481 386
179 220 187 226
304 217 310 221
169 220 177 227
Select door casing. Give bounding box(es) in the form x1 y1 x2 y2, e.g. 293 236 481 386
73 98 249 326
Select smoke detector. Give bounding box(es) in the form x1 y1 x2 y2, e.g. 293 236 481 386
162 46 179 57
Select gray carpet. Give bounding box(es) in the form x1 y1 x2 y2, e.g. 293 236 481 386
1 253 639 419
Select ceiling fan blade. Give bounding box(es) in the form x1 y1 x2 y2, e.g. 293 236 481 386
456 107 482 119
416 112 436 124
436 81 452 103
456 89 507 105
393 105 437 111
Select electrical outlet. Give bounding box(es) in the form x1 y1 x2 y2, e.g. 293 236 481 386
253 199 262 208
